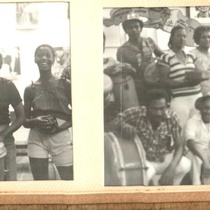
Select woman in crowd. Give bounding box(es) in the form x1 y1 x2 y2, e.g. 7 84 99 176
159 25 206 128
24 44 73 180
190 25 210 95
117 16 165 105
0 53 25 181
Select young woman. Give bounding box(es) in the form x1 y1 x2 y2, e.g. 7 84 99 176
190 26 210 95
24 44 73 180
159 26 206 128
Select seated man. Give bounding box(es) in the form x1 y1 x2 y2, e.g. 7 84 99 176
111 89 191 186
185 95 210 185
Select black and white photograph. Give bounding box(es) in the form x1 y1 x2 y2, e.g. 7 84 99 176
0 2 73 181
104 6 210 186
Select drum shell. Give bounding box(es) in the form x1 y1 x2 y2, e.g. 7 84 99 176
104 132 147 186
111 74 139 111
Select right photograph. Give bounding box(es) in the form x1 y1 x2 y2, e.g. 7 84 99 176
103 6 210 186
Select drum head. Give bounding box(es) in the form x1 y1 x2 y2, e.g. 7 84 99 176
144 61 160 84
104 132 147 186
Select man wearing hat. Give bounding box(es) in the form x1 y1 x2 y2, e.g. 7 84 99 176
185 95 210 185
116 14 165 105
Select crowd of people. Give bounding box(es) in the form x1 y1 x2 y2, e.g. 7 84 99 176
104 17 210 186
0 44 73 181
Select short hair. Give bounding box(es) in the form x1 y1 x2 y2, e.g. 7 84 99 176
193 25 210 45
145 89 170 106
195 95 210 110
34 44 56 59
122 19 144 32
168 25 186 49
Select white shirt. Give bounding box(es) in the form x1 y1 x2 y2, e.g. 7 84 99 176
185 112 210 151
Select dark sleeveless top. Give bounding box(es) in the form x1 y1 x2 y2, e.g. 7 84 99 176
30 78 72 121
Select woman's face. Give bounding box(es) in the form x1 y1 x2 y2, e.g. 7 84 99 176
198 31 210 48
124 20 142 40
171 29 186 49
35 46 55 71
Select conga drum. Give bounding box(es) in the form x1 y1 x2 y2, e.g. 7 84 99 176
111 73 139 111
104 132 147 186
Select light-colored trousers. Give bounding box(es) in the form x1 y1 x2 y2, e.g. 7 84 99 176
145 153 191 186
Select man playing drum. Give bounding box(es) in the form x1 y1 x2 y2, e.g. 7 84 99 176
111 89 191 185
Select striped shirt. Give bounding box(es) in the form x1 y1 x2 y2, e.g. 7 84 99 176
113 106 181 162
159 50 201 98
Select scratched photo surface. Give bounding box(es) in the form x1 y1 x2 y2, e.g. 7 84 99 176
103 6 210 186
0 2 72 181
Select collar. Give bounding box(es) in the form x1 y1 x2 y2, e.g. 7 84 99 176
167 49 188 57
123 37 147 47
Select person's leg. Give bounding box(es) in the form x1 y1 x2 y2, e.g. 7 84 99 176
173 156 191 185
186 151 202 185
56 165 73 180
50 123 73 180
4 143 17 181
144 160 156 186
29 157 49 180
149 153 189 185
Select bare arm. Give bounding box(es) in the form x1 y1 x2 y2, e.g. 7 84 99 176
23 86 37 128
0 102 25 141
159 133 184 185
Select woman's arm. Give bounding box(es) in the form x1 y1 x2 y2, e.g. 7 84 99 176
23 86 39 128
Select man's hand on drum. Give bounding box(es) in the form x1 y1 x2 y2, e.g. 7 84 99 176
121 123 136 139
158 166 175 185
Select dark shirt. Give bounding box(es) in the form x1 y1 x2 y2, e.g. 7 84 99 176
25 78 72 121
0 77 22 125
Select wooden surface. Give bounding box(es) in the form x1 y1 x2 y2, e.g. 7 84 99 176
0 203 210 210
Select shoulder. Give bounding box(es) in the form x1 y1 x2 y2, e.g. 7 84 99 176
187 50 197 58
24 83 35 95
0 77 13 85
117 41 130 51
123 106 142 115
58 78 71 92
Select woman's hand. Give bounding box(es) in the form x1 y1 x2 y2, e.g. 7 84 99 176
34 116 49 127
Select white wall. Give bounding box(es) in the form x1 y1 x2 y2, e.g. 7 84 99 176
0 2 70 98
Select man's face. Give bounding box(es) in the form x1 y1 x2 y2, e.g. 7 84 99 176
147 98 167 123
200 99 210 123
124 20 142 39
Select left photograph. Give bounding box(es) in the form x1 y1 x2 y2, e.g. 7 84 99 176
0 2 73 181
